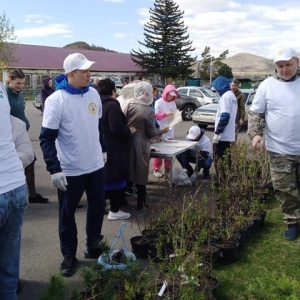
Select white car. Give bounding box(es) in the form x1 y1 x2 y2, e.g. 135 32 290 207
192 89 256 129
177 86 218 106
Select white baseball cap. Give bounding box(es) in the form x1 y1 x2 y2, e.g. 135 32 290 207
63 53 95 73
169 90 177 96
187 126 201 140
274 48 298 63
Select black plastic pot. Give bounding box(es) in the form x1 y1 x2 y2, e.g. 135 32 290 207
259 211 267 228
238 228 247 248
130 236 149 259
245 220 254 238
215 240 239 264
197 275 219 296
198 244 219 266
251 215 262 234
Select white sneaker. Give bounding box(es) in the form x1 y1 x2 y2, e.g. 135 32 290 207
105 205 110 213
153 170 163 178
107 210 131 221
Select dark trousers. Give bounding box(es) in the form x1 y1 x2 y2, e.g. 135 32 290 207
213 141 231 182
176 151 213 178
58 168 105 258
136 184 146 205
106 188 125 213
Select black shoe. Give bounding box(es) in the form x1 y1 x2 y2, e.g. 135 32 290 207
28 193 49 203
16 280 22 295
60 257 79 277
83 248 103 259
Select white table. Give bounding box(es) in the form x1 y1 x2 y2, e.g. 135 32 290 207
150 140 199 193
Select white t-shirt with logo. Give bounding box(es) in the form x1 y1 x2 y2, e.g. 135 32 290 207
42 88 104 176
0 83 25 194
215 90 237 142
250 77 300 155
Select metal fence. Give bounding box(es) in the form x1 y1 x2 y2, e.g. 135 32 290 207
22 88 40 99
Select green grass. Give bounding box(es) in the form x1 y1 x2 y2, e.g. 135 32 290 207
212 202 300 300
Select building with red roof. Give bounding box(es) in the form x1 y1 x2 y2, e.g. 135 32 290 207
3 43 146 88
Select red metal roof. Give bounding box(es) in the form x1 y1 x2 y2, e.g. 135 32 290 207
8 43 144 73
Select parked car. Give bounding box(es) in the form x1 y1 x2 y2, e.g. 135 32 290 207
177 86 218 106
192 88 256 129
175 94 201 121
33 94 42 111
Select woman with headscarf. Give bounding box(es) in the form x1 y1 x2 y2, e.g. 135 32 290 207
40 77 55 112
124 81 169 209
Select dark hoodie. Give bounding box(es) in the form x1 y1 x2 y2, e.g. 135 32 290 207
39 74 107 174
212 76 232 135
40 78 55 112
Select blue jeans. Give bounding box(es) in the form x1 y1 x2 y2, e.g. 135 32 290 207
58 168 105 258
0 184 27 300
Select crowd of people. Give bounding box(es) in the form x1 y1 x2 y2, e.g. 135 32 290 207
1 47 300 298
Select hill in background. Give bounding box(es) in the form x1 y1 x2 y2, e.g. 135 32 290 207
222 53 274 78
63 41 117 53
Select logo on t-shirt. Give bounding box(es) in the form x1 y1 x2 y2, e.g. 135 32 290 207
88 103 97 114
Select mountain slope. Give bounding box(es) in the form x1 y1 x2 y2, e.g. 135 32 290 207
221 53 274 77
63 41 117 53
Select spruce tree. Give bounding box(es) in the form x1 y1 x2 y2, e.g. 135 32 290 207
131 0 196 84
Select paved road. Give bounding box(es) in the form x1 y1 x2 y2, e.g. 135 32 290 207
18 102 250 300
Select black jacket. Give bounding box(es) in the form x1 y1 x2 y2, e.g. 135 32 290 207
101 95 132 182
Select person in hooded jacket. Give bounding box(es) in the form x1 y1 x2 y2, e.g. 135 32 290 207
212 76 237 182
152 84 178 178
39 53 107 277
40 77 55 112
97 78 132 221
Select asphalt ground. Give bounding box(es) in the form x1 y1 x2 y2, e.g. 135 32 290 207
18 102 249 300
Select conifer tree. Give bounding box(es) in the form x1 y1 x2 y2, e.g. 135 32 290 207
131 0 196 84
199 47 229 81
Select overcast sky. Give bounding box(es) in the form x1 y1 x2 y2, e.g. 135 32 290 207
3 0 300 60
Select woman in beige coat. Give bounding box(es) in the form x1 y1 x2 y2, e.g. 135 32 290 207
124 81 169 209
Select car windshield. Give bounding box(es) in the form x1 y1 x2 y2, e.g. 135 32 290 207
200 88 217 98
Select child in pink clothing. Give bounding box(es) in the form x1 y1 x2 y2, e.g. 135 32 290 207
153 85 178 178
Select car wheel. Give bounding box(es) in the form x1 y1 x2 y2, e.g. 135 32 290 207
181 105 195 121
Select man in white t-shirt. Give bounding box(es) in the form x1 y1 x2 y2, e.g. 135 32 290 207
40 53 107 276
0 82 28 300
176 126 213 181
212 76 237 182
248 47 300 240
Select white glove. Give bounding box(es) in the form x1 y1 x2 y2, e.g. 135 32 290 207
51 172 68 191
213 134 219 144
103 152 107 164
